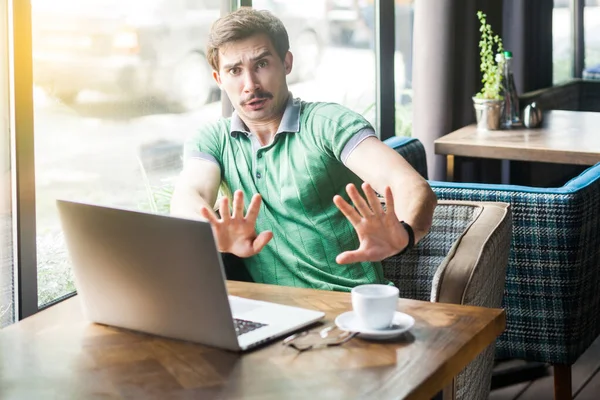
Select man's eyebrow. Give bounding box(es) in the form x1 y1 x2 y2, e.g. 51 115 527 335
222 50 273 70
222 60 241 71
251 50 273 62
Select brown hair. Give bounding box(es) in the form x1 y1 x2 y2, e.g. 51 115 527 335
206 7 290 71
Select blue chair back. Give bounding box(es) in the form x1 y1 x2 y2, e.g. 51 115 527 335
384 136 600 365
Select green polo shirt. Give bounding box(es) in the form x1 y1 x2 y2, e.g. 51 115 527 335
184 95 387 292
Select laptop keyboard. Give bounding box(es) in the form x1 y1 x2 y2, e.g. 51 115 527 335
234 318 267 336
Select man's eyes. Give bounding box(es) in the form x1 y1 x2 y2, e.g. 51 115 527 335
227 60 267 75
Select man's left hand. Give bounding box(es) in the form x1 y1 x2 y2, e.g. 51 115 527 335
333 183 409 264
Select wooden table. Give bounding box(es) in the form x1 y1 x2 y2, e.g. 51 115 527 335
435 110 600 182
0 282 505 400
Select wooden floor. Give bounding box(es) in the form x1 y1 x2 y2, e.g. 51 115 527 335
489 335 600 400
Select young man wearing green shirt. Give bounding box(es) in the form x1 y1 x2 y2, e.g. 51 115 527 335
170 8 437 292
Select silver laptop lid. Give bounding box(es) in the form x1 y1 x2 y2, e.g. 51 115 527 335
56 199 241 351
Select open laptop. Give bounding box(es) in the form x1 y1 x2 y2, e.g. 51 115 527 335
56 199 325 351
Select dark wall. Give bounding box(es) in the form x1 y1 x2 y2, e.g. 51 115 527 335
503 0 554 94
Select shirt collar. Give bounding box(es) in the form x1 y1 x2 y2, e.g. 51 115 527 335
229 93 301 137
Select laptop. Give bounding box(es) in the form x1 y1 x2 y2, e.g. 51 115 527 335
56 199 325 351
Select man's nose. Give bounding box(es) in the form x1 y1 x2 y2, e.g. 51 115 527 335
242 71 260 92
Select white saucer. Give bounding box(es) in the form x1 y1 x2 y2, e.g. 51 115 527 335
334 311 415 340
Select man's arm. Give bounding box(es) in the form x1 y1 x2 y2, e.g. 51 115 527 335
170 158 221 220
170 158 273 257
345 136 437 243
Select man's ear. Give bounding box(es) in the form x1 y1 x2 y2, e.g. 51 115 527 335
212 70 222 88
284 51 293 75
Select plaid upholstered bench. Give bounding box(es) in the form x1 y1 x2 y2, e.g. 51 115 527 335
519 79 600 113
386 136 600 400
382 200 512 400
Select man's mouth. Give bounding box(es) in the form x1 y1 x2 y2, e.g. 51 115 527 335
241 92 273 107
243 96 271 111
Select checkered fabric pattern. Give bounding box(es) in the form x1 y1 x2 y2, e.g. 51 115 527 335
520 80 600 113
431 166 600 365
383 202 512 400
454 207 512 400
382 136 428 179
382 204 479 301
383 136 600 366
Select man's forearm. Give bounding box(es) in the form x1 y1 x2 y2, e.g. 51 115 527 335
342 136 437 245
170 186 215 220
391 181 437 243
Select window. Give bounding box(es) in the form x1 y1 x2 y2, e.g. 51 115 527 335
394 0 413 137
186 0 221 10
553 0 600 82
1 0 15 327
255 0 378 128
31 0 221 306
584 0 600 74
13 0 400 315
553 0 573 83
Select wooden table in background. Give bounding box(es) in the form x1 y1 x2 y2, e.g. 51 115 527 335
435 110 600 182
0 282 505 400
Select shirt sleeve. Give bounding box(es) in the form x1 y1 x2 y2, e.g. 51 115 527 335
340 127 377 165
183 119 227 169
308 103 377 162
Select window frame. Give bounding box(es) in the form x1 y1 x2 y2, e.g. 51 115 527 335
9 0 396 321
1 0 15 326
572 0 586 78
11 0 38 319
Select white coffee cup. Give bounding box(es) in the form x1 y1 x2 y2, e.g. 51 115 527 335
351 284 399 330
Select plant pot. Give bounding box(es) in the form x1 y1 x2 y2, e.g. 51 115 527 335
472 97 504 131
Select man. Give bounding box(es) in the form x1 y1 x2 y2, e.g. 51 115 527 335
170 7 436 292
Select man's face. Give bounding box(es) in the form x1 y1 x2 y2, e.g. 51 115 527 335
213 33 293 124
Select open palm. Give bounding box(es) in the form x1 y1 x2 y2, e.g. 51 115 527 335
199 190 273 258
333 183 408 264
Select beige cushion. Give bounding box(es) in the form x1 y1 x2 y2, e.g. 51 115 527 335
382 200 512 400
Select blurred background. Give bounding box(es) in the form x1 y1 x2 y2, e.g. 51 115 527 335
2 0 598 316
28 0 415 307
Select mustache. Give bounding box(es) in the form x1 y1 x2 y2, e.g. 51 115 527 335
240 91 273 105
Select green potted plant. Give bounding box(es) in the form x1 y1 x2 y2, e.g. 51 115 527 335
473 11 505 130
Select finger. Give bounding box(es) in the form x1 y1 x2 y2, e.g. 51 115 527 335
383 186 396 217
199 206 220 225
336 250 368 265
362 182 383 217
333 194 362 226
218 196 231 223
232 190 245 219
346 183 373 218
245 194 263 222
252 230 273 254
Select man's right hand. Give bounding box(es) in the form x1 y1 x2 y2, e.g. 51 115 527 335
199 190 273 258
